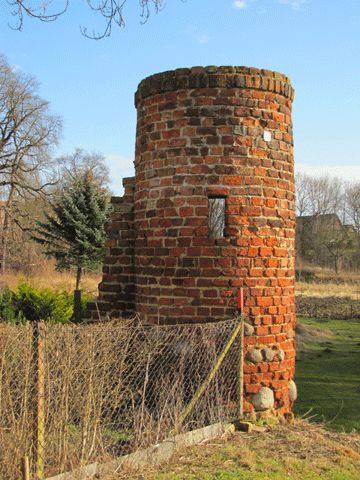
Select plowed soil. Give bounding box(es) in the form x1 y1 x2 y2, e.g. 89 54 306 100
296 295 360 319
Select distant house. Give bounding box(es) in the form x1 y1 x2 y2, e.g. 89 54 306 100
343 223 358 238
296 213 359 272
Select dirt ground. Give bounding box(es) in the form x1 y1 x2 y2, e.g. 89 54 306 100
296 295 360 319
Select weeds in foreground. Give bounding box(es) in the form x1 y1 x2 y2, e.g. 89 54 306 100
111 419 360 480
0 318 240 479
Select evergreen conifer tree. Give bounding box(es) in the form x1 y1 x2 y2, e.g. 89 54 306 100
33 171 111 321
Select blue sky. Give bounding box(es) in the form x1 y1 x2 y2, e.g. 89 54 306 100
0 0 359 194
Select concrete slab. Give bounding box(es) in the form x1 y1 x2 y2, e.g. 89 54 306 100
45 422 235 480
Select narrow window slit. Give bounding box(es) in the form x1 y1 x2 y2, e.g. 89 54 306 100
208 197 226 238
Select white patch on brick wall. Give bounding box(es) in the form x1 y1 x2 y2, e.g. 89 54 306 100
263 131 272 142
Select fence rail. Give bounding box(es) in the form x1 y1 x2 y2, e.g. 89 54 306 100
0 317 243 480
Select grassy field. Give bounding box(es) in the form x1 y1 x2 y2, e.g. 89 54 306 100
295 316 360 432
296 267 360 300
296 281 360 300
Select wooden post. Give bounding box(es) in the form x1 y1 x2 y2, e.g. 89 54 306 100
34 321 45 480
21 455 30 480
237 288 244 420
238 317 244 420
237 287 244 312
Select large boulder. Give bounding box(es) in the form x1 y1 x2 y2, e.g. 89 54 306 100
251 387 275 411
278 349 285 361
244 322 255 336
262 347 275 362
245 349 263 364
288 380 298 402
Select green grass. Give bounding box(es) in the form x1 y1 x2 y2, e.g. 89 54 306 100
294 316 360 432
126 421 360 480
154 461 359 480
102 428 132 443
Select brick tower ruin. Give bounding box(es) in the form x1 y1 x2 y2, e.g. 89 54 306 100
87 66 297 414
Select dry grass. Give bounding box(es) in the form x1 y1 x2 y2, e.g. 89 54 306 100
298 265 360 280
0 260 101 296
296 266 360 299
296 280 360 299
2 261 360 301
106 419 360 479
313 267 360 283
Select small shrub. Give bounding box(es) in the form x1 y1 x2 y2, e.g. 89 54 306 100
0 288 22 323
0 283 92 323
296 269 316 282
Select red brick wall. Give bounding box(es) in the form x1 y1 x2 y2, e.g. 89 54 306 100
134 66 296 413
86 177 135 319
91 66 297 414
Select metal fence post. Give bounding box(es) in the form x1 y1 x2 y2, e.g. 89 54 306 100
33 321 45 480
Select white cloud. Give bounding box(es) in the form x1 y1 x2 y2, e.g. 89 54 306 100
9 63 23 73
180 28 210 45
296 163 360 182
233 0 247 9
198 34 209 44
106 154 134 195
233 0 261 11
277 0 307 10
106 154 133 170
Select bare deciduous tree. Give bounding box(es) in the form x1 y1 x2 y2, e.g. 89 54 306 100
345 182 360 234
320 217 353 274
0 53 62 272
296 172 360 273
295 172 343 217
295 172 311 217
344 181 360 269
5 0 165 39
56 148 110 190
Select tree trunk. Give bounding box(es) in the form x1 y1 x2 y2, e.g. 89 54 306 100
75 265 82 290
74 266 82 323
0 184 15 274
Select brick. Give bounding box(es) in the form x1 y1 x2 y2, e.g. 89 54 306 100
257 297 273 307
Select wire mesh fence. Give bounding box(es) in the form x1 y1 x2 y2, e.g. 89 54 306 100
0 317 242 479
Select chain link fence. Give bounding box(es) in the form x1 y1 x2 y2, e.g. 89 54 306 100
0 317 242 479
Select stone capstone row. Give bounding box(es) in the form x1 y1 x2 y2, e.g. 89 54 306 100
135 66 295 106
